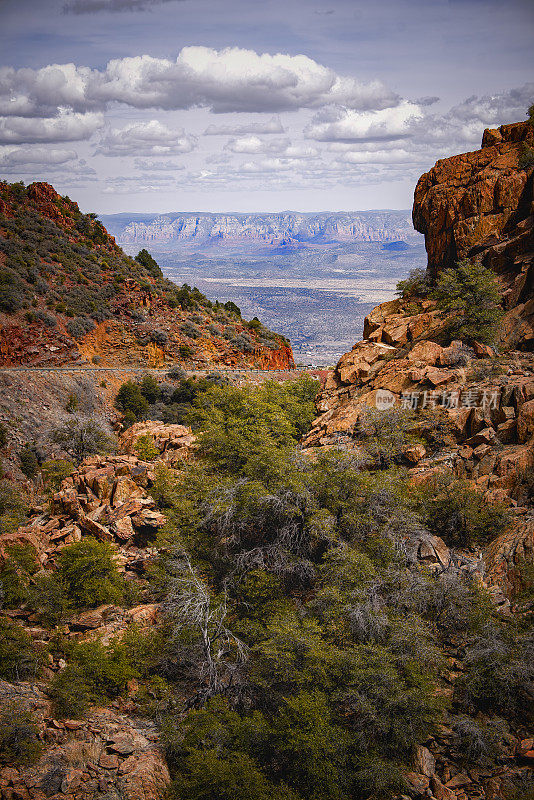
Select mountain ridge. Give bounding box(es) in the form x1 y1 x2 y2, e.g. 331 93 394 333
101 209 421 249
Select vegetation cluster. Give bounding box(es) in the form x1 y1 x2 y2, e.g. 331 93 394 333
397 259 504 345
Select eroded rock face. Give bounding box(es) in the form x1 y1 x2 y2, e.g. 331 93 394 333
118 420 196 465
413 120 534 350
484 519 534 600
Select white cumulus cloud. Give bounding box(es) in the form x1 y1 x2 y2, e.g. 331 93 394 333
0 112 104 144
0 47 400 120
305 101 423 142
95 120 197 156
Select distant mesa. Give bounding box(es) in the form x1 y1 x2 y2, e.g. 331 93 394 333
100 210 422 251
382 240 409 251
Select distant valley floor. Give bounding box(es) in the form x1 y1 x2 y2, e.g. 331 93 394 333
120 240 427 365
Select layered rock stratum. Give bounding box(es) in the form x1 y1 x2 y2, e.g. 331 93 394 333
102 209 421 249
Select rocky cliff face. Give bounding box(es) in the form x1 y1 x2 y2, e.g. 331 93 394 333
102 210 421 249
0 181 295 370
413 120 534 350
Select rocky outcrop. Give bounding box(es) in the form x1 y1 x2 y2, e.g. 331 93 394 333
413 120 534 350
0 681 170 800
484 519 534 600
118 420 195 464
0 455 168 566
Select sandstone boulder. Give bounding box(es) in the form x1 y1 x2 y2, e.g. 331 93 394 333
484 519 534 599
517 398 534 443
119 421 195 465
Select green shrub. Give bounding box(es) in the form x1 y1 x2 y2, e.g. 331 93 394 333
115 380 149 419
139 374 160 403
47 665 92 718
0 480 28 535
66 316 95 339
49 630 156 717
40 458 75 490
19 445 39 478
135 434 160 461
353 406 420 466
518 143 534 169
432 259 504 344
0 700 42 766
414 475 511 547
459 625 534 715
179 343 194 359
122 410 137 429
70 637 138 698
51 419 116 463
135 249 163 278
224 301 241 317
65 392 78 412
30 572 73 627
396 268 433 299
0 541 38 607
57 537 124 608
0 617 44 680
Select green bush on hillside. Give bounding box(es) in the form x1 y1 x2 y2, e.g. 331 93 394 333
0 617 44 680
56 537 124 608
135 248 163 278
432 259 504 344
0 700 42 766
396 268 433 299
413 474 511 547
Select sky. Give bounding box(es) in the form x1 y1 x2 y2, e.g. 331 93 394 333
0 0 532 214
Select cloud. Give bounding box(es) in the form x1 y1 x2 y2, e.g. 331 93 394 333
0 112 104 144
405 83 534 149
134 158 185 171
94 120 197 156
415 96 440 107
224 135 291 155
0 147 77 167
63 0 182 13
204 116 286 136
448 83 534 125
0 48 400 120
102 173 178 193
0 64 98 118
333 148 430 166
0 146 96 178
305 101 423 142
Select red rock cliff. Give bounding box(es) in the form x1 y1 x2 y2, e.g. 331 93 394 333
413 120 534 349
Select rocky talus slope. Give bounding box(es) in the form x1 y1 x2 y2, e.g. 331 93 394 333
0 424 194 799
0 181 294 370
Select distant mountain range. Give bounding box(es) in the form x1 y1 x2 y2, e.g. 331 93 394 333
100 210 421 250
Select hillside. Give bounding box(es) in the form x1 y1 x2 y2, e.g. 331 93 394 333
0 181 294 370
101 209 421 250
